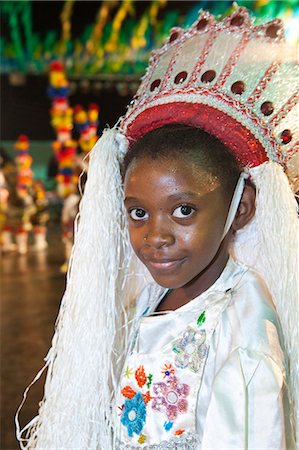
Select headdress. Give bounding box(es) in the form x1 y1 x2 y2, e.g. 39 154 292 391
17 7 298 449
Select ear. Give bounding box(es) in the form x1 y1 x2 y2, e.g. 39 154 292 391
232 184 256 231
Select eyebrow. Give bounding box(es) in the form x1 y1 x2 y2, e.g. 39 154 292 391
167 192 200 201
124 192 200 204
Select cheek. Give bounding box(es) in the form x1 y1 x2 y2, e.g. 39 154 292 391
128 225 143 251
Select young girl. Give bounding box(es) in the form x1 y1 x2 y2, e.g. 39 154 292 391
17 7 298 450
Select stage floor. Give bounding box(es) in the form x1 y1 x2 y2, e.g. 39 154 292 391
1 226 66 450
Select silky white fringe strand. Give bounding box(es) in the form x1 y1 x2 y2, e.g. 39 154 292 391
16 128 147 450
232 161 299 448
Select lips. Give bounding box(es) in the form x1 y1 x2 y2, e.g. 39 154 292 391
144 257 186 272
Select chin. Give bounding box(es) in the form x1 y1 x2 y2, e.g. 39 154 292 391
149 272 185 289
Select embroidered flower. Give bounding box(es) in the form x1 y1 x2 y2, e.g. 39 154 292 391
124 366 133 379
172 326 207 373
138 434 146 444
142 390 153 404
164 420 173 432
175 429 185 435
121 392 147 437
152 375 190 421
161 363 175 378
135 365 147 388
121 385 137 399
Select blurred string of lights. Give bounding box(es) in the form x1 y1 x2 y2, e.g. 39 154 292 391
1 0 298 95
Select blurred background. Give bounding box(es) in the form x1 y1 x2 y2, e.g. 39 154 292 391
1 1 298 449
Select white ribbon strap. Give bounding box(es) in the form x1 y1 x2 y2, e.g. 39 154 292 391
221 172 249 240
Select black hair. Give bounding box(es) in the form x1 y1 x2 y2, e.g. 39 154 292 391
123 124 242 199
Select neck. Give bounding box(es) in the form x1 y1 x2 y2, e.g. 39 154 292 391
179 246 229 301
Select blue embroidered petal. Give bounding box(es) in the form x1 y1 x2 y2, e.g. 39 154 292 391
121 392 147 437
164 420 174 431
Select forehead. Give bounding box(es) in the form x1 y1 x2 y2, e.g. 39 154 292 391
124 155 220 196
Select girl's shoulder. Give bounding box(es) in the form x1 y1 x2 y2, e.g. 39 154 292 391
227 260 285 362
232 260 278 323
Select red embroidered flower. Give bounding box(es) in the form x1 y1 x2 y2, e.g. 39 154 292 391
121 385 137 399
135 365 147 387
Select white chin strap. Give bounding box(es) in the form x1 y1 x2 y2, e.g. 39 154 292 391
221 172 249 240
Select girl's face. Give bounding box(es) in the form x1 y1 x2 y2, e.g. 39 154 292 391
124 155 232 293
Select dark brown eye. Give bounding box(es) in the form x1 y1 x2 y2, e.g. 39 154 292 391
129 208 148 220
173 205 195 218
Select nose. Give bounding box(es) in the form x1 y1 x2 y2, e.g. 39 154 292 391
144 217 175 249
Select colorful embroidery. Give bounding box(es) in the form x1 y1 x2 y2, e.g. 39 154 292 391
117 404 124 416
161 363 175 378
175 429 185 435
121 385 137 399
164 420 173 431
146 373 153 389
152 374 190 421
142 390 153 404
135 365 147 388
197 310 206 326
138 434 146 444
120 365 151 438
173 326 207 373
124 366 133 379
121 392 147 438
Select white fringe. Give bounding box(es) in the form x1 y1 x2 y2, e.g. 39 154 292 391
16 128 147 450
232 161 299 447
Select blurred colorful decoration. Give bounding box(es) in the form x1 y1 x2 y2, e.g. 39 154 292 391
86 0 118 69
47 60 78 198
131 0 167 50
58 0 75 56
52 136 78 198
74 103 100 154
48 61 73 134
1 0 298 76
14 134 33 197
105 0 135 53
30 179 49 251
1 135 36 254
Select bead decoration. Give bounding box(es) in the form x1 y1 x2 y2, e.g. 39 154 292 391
174 71 188 84
173 326 207 373
150 79 161 92
266 24 281 39
231 80 245 95
261 101 274 116
117 430 199 449
280 129 292 144
196 18 208 30
169 32 179 43
230 15 245 27
201 70 216 83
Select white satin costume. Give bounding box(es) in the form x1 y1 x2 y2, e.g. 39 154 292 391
115 258 294 449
